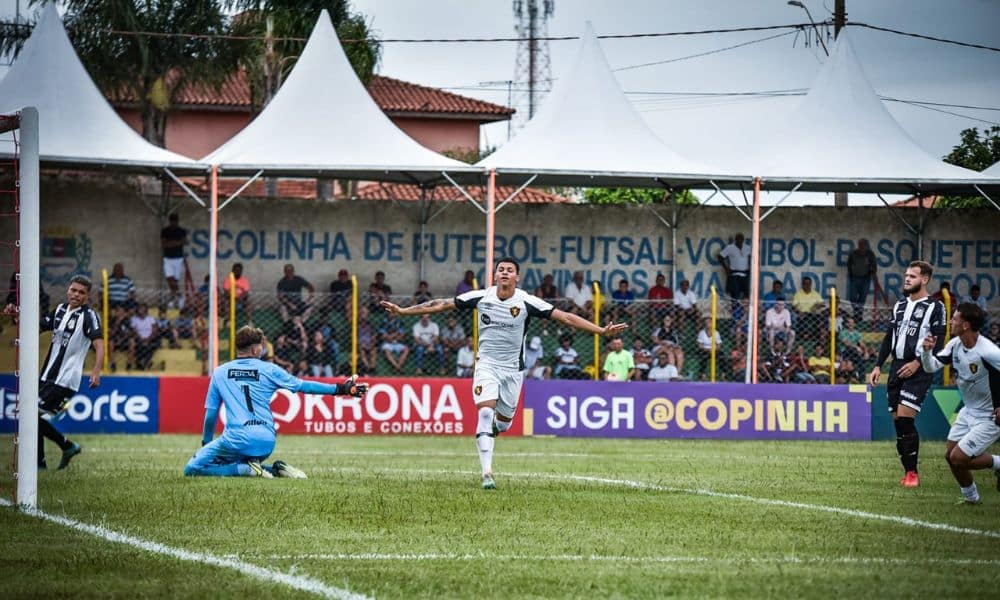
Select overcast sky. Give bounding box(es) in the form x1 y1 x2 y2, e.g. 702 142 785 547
4 0 999 204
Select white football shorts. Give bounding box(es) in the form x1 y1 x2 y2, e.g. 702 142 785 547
163 257 185 280
948 407 1000 458
472 362 524 419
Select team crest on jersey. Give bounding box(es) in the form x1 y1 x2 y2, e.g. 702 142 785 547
474 385 482 396
481 313 491 325
510 306 521 317
913 307 925 319
970 363 978 374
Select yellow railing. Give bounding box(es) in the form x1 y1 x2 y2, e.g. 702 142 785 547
592 281 602 380
709 285 718 383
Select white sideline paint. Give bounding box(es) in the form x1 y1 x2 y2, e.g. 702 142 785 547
324 467 1000 540
0 498 369 600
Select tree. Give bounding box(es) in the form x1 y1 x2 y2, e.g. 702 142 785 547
582 187 699 205
938 126 1000 208
228 1 381 111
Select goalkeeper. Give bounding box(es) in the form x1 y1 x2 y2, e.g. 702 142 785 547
184 325 367 479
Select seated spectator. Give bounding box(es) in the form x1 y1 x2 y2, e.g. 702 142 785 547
836 352 860 384
174 306 194 342
651 314 685 375
610 278 636 321
696 317 722 379
356 305 378 375
456 336 475 378
966 285 989 327
276 263 315 323
221 262 252 321
534 274 559 302
155 305 180 349
988 322 1000 345
764 300 795 353
412 314 445 375
193 310 208 362
281 315 309 355
379 313 410 373
260 332 274 363
440 316 466 365
792 276 825 340
786 345 816 383
106 262 137 311
130 303 159 370
838 316 863 363
630 337 652 381
412 281 433 305
455 269 476 295
762 280 786 312
294 359 311 378
761 339 794 383
305 330 338 378
367 271 393 310
648 350 681 382
807 344 832 384
647 273 673 320
554 334 584 379
563 271 593 318
730 342 747 382
108 304 135 372
931 281 952 303
673 279 699 327
328 269 353 314
272 334 298 372
524 335 551 380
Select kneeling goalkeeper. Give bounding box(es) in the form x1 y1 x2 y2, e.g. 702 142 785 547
184 325 367 478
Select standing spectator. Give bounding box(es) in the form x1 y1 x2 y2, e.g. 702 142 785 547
456 336 476 378
647 273 673 320
368 271 393 310
108 304 134 372
966 285 989 326
524 336 551 380
328 269 353 314
272 334 298 372
792 276 825 340
696 317 722 379
129 303 159 370
762 280 786 312
276 264 315 323
630 337 652 380
650 314 685 375
160 213 187 309
764 299 795 353
554 334 583 379
379 312 409 373
106 262 136 311
5 271 51 321
222 263 252 322
673 279 699 327
455 270 476 295
610 278 636 321
306 330 337 378
412 314 445 375
440 316 466 366
718 233 751 300
846 238 877 319
563 271 593 318
603 336 635 381
534 274 558 302
356 305 378 374
412 281 433 305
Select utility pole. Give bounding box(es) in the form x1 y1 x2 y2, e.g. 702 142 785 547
513 0 554 129
833 0 848 207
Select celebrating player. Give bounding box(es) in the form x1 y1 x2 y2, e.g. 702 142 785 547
919 303 1000 504
184 325 368 479
381 257 627 490
868 261 945 487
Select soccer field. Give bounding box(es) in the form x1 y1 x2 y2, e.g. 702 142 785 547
2 434 998 599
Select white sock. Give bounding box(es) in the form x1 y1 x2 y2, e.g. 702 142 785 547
992 455 1000 471
476 406 495 476
961 483 980 502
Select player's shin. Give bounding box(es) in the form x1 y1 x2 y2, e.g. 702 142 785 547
894 417 919 472
476 406 496 476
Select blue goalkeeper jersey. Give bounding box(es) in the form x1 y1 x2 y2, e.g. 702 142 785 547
206 357 304 438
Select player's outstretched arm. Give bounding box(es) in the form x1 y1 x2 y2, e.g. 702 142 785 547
919 335 947 374
381 298 456 316
551 308 628 336
298 375 369 397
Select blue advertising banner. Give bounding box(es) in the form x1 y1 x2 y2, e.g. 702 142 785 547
523 380 871 441
0 375 159 434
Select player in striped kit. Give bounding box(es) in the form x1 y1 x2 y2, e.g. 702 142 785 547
5 275 104 469
920 303 1000 504
381 258 627 490
868 261 946 487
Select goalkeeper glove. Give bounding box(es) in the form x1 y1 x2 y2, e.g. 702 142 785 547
336 375 368 397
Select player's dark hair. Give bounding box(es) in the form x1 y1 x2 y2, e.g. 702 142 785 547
955 302 985 332
908 260 933 277
495 257 520 273
235 326 264 352
69 274 92 291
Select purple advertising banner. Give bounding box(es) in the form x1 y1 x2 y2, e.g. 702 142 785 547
523 381 871 441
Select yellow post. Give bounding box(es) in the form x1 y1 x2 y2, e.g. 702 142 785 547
829 287 837 384
350 275 358 376
943 288 952 385
710 285 717 383
592 281 602 380
102 268 109 372
228 272 236 361
472 277 480 358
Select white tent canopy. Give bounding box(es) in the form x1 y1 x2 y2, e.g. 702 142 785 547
203 9 477 183
0 4 204 173
733 31 999 195
984 161 1000 177
478 22 748 189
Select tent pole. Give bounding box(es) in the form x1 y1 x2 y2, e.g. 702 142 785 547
486 169 496 285
748 177 762 384
209 166 219 372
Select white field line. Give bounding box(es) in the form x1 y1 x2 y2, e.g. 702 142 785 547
231 552 1000 568
0 498 369 600
85 448 599 458
323 466 1000 540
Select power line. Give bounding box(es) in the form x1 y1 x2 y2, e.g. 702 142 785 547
612 30 796 72
848 22 1000 53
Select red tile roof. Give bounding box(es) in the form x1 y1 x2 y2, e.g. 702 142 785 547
892 195 939 208
109 71 512 120
355 182 571 204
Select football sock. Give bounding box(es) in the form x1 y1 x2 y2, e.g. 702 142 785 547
894 417 919 473
476 406 496 475
185 463 243 477
992 455 1000 471
960 483 980 503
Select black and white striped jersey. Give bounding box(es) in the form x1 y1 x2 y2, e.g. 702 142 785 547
921 335 1000 415
40 303 102 391
884 296 946 362
455 287 554 370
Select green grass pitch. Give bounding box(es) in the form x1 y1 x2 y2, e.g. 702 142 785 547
2 434 998 598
